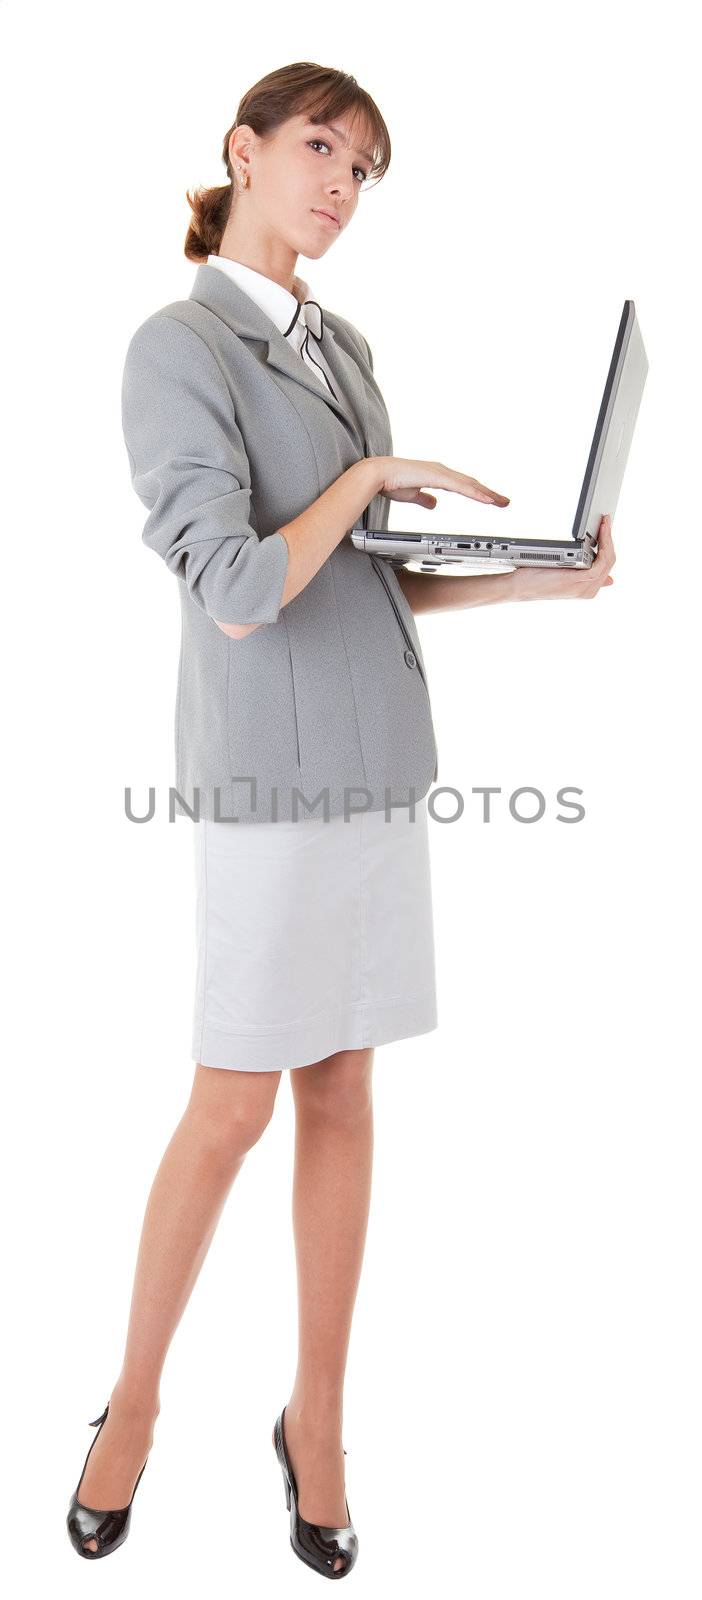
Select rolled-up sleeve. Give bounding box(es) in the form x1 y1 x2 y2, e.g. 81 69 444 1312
120 312 289 626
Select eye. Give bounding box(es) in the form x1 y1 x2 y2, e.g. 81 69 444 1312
307 138 368 184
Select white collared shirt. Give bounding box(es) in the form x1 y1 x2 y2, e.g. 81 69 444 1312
206 253 333 393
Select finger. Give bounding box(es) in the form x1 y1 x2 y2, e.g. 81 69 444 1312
385 486 431 504
592 515 615 570
474 482 510 505
452 472 510 505
400 487 437 506
427 466 510 506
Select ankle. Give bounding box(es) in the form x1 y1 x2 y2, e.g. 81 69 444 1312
286 1396 343 1436
110 1378 161 1422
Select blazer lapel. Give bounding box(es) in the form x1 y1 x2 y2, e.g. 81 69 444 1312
188 263 369 452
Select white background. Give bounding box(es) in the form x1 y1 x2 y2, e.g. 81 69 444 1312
2 1 700 1594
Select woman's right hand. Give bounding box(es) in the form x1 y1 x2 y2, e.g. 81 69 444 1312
373 455 510 511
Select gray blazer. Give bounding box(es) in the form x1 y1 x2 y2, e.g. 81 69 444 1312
120 262 439 822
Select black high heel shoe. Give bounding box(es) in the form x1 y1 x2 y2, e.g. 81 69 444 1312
272 1406 358 1579
66 1402 151 1560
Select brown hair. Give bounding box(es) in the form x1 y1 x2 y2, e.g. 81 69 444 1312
184 61 391 263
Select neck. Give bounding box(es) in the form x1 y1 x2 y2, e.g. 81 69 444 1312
216 216 300 296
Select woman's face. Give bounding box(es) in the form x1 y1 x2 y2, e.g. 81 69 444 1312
233 111 373 259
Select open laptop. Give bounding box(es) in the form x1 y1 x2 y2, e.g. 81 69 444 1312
351 299 648 573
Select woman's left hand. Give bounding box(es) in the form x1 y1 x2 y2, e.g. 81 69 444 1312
510 514 616 600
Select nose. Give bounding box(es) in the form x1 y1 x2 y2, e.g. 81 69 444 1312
328 169 355 204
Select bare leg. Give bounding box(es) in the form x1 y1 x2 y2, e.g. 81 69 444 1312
282 1047 374 1571
75 1063 282 1547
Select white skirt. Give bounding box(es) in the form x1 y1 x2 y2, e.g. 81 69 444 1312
191 795 438 1071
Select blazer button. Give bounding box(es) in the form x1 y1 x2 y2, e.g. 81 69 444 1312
404 648 417 669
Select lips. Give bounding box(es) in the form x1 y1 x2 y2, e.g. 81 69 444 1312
312 208 340 229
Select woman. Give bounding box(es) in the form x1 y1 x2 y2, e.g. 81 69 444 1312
66 60 616 1577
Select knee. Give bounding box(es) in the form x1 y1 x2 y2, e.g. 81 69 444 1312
186 1066 281 1158
293 1049 374 1127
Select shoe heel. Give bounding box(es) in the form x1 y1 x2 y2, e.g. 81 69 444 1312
273 1418 293 1507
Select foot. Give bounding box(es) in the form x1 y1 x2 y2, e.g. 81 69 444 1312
76 1385 159 1552
281 1406 349 1574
